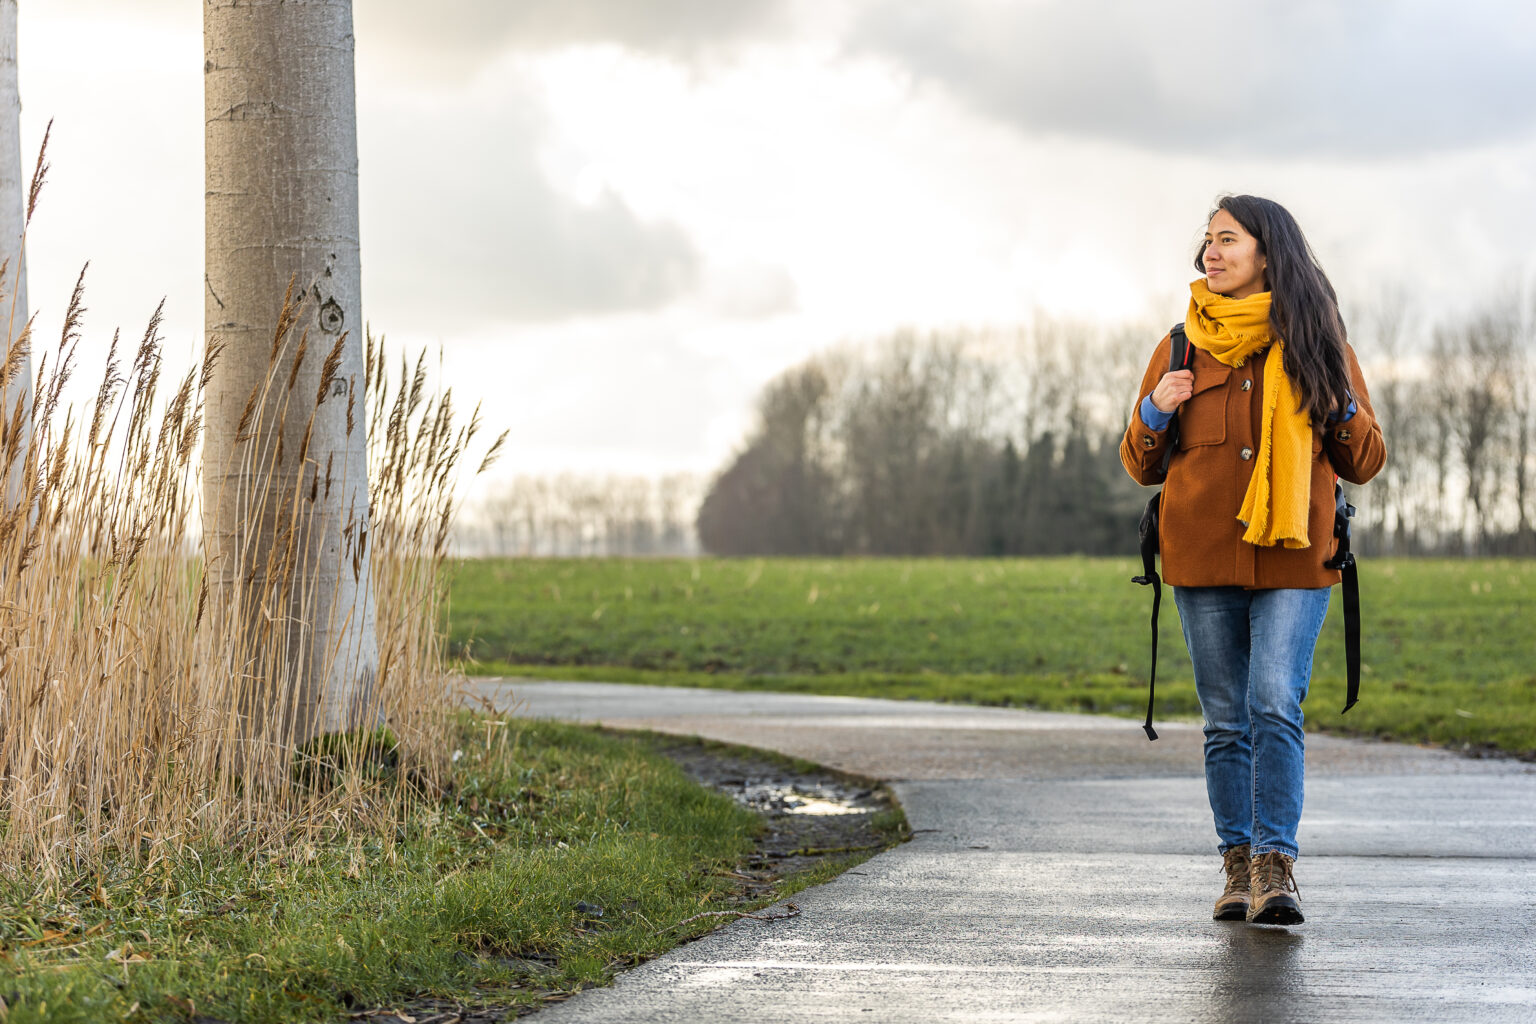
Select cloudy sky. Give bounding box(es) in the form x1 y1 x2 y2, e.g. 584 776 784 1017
17 0 1536 485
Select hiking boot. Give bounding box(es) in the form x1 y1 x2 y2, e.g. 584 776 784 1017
1247 851 1304 925
1213 844 1251 921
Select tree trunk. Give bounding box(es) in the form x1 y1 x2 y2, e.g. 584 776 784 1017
203 0 377 744
0 0 31 510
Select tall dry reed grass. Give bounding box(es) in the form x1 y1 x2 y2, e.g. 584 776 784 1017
0 139 504 877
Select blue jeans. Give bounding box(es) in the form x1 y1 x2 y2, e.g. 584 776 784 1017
1172 586 1332 860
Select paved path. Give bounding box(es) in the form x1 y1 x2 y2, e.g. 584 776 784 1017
481 680 1536 1023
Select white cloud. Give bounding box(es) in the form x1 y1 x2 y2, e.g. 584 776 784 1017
851 0 1536 158
356 0 791 80
358 62 701 332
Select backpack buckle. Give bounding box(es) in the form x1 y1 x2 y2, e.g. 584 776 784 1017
1323 550 1355 572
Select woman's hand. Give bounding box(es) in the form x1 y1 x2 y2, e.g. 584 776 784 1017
1150 370 1194 414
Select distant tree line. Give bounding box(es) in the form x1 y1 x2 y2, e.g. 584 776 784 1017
461 473 703 556
696 296 1536 558
695 325 1150 557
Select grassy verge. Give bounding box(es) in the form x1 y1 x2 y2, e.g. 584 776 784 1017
446 557 1536 757
0 715 896 1023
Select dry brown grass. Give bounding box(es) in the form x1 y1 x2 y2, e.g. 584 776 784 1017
0 140 505 877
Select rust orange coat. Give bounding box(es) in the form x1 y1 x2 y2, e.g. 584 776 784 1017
1119 333 1387 589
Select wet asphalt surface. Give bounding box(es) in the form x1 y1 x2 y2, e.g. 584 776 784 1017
482 681 1536 1023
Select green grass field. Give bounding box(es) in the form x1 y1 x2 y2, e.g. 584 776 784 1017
446 557 1536 757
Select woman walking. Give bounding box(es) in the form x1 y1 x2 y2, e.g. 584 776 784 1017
1119 195 1386 925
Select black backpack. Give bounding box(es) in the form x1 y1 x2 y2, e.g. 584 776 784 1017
1130 323 1360 741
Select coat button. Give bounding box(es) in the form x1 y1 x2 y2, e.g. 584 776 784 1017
1335 429 1352 441
1241 380 1252 391
1240 447 1253 460
1142 435 1156 449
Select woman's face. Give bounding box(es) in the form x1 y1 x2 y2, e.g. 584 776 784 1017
1202 209 1267 299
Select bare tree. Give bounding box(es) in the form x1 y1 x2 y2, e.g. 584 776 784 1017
839 335 941 553
1511 288 1536 552
656 473 701 553
1104 323 1159 435
1014 321 1067 450
1432 313 1516 553
698 358 840 556
0 0 30 510
203 0 377 742
1351 288 1413 551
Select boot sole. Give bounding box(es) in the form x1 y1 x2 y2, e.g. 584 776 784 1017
1213 903 1249 921
1248 896 1304 926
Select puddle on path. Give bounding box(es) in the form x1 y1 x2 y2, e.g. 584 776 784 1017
730 779 876 816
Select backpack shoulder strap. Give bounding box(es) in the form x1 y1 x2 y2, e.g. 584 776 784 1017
1159 323 1192 475
1132 323 1197 743
1169 322 1193 371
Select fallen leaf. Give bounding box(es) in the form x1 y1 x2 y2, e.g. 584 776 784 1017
25 929 71 947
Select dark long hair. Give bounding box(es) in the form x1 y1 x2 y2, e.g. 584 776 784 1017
1194 194 1352 423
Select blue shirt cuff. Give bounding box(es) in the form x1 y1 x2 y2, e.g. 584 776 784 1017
1139 394 1174 431
1326 396 1358 423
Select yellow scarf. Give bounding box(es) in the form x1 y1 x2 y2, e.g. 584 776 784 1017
1185 279 1311 549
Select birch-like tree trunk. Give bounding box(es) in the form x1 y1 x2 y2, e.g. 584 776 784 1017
203 0 376 743
0 0 31 510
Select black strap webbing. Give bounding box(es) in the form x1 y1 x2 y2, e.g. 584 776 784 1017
1341 559 1360 712
1131 492 1162 741
1323 482 1361 713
